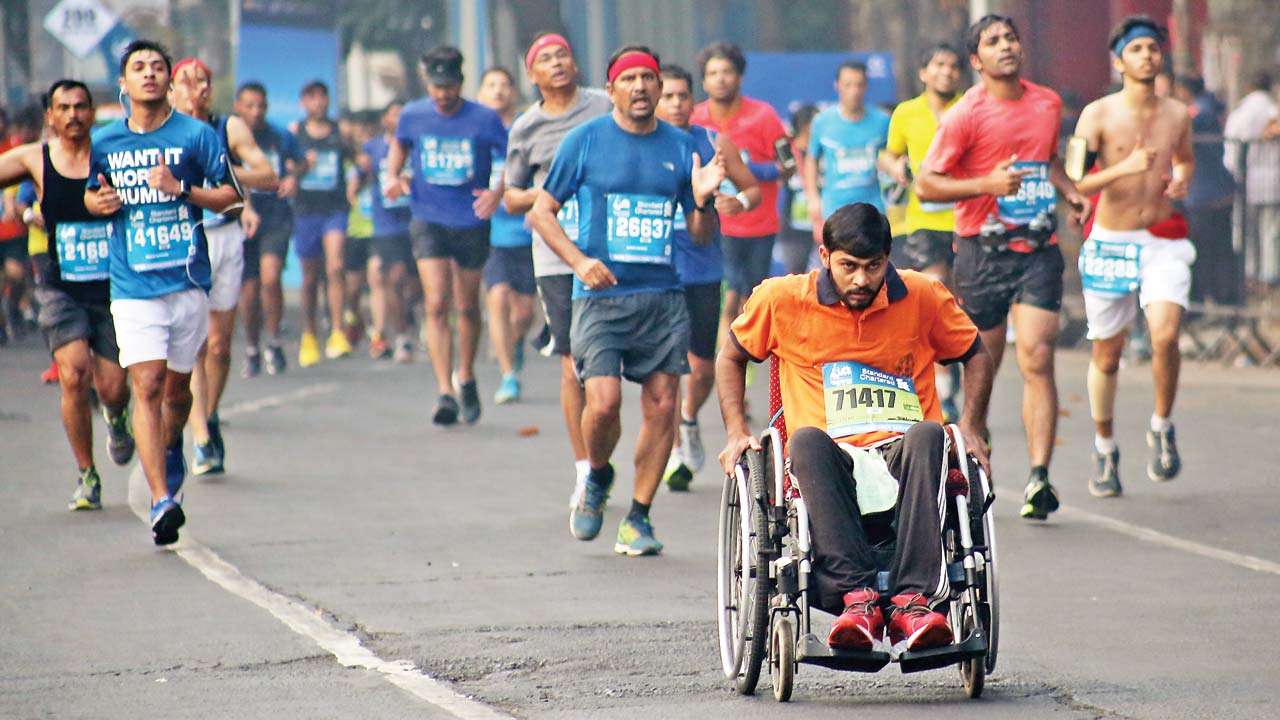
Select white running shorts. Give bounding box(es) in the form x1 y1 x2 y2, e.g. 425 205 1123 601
111 287 210 372
206 221 246 312
1082 224 1196 341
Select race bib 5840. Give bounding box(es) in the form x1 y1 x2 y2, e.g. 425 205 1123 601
997 161 1055 226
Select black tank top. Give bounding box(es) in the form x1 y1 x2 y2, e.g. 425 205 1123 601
295 119 348 215
39 143 110 305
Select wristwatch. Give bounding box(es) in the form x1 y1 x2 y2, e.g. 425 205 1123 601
734 190 753 211
177 180 190 201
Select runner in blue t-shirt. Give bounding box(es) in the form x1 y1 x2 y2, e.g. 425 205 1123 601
529 46 725 557
654 64 761 492
477 67 536 406
83 40 239 547
804 60 892 219
233 81 304 376
355 100 415 363
385 46 507 426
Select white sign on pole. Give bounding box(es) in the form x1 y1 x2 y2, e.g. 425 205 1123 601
44 0 118 59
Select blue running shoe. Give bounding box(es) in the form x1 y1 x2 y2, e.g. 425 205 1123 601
192 441 223 476
68 466 102 511
150 496 185 546
165 446 187 499
207 411 224 459
494 373 520 405
615 514 664 556
570 464 613 541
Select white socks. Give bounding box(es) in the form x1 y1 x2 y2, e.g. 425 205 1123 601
1094 434 1117 454
574 459 591 481
1150 414 1172 432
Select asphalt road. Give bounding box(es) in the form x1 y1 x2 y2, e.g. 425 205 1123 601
2 324 1278 719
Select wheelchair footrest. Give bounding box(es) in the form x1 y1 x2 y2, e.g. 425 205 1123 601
796 633 892 673
896 629 988 674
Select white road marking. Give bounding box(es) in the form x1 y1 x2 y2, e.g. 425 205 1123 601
128 384 512 720
1001 496 1280 577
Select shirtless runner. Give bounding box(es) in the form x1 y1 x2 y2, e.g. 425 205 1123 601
1070 15 1195 497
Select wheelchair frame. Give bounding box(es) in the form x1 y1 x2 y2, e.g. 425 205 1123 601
716 423 1000 702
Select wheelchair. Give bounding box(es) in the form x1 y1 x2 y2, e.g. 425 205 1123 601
716 360 1000 702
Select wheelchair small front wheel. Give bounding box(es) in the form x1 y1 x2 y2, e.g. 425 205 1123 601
770 615 795 703
958 607 985 699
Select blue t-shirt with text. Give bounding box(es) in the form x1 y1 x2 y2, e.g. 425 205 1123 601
88 112 228 300
395 98 507 229
810 105 891 216
542 115 698 299
674 124 723 286
362 135 412 237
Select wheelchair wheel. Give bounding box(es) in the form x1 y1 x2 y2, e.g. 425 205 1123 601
717 449 772 695
982 500 1000 674
958 604 985 698
770 615 795 702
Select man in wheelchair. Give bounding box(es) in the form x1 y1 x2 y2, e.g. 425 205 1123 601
717 202 995 653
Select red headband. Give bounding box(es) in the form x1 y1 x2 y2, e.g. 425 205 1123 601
607 51 660 83
525 34 571 70
171 57 212 81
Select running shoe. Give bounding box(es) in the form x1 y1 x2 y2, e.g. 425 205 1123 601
192 441 223 476
103 406 135 466
41 360 59 384
325 330 353 360
494 373 520 405
298 333 321 368
532 323 554 357
150 496 185 546
68 466 102 511
1020 468 1060 521
570 464 613 541
887 593 953 652
165 445 187 499
393 335 413 364
369 333 391 360
678 419 705 473
614 514 664 556
432 394 460 426
242 346 262 378
265 343 287 375
1089 448 1122 498
1147 426 1181 482
459 380 481 424
828 589 884 650
663 457 693 492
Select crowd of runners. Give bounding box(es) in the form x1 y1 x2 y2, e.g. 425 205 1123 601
4 9 1198 598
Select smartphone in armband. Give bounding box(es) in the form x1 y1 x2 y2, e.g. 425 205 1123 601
1064 136 1089 182
774 137 797 173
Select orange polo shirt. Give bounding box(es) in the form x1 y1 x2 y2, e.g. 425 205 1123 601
730 265 979 447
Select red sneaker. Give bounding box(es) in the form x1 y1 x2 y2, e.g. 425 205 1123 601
887 593 953 651
827 588 884 650
40 360 58 385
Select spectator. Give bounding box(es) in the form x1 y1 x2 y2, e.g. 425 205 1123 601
1175 75 1241 305
1224 72 1280 285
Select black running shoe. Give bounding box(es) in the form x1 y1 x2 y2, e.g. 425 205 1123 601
1089 448 1122 498
208 412 224 459
243 347 262 378
432 394 460 426
1020 468 1060 520
265 344 287 375
1147 426 1181 482
459 380 481 424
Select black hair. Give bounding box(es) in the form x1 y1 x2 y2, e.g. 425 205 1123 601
790 103 819 134
1108 14 1167 54
966 14 1019 56
822 203 892 258
236 81 267 99
14 104 43 131
1253 72 1273 93
43 79 93 109
118 39 172 76
421 45 464 69
606 44 661 78
660 63 694 91
482 66 515 85
300 79 328 97
1174 74 1205 95
696 41 746 77
835 59 868 80
382 98 405 115
919 42 961 70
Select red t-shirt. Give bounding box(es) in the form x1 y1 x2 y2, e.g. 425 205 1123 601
691 96 787 237
923 80 1062 238
0 136 25 242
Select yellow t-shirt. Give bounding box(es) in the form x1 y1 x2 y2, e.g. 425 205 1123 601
886 93 959 234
